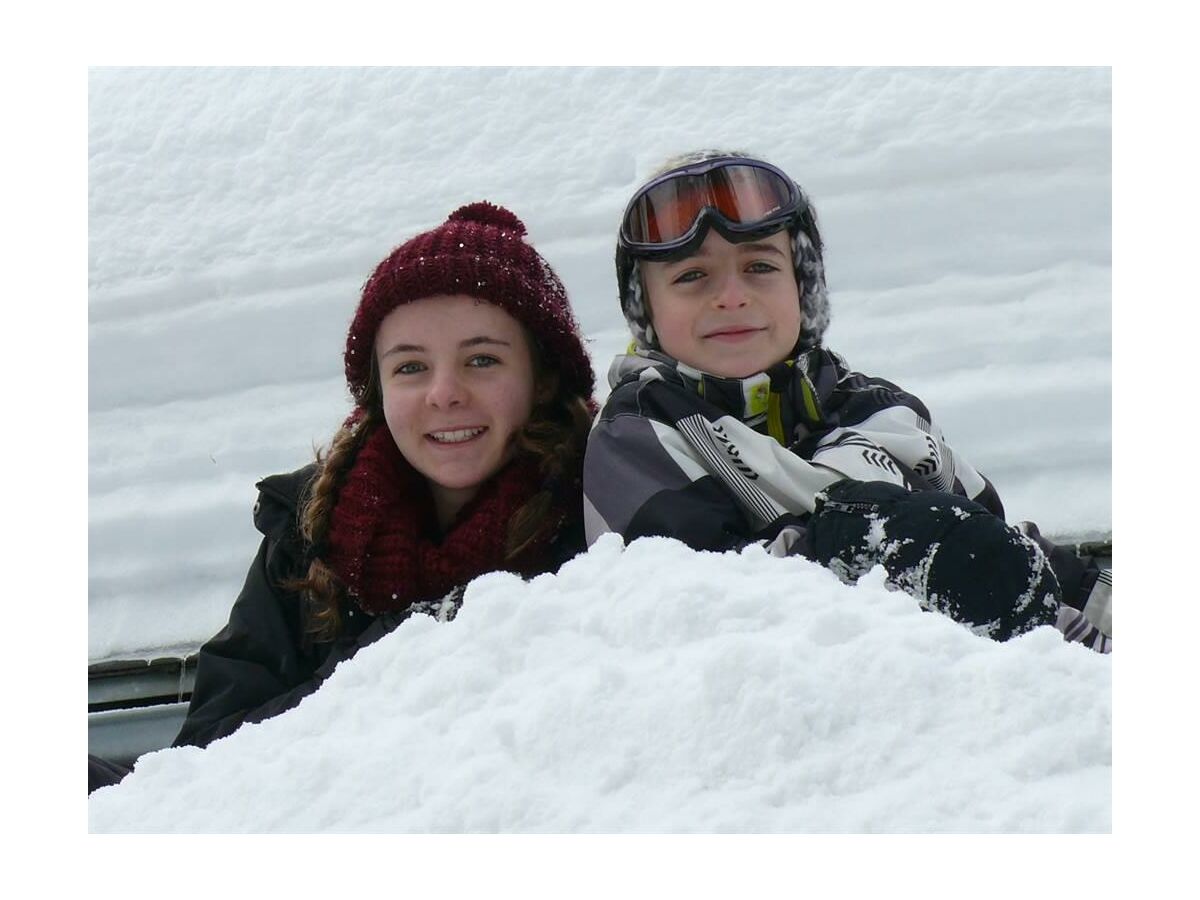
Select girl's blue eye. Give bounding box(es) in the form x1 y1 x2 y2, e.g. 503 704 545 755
672 270 705 285
468 355 500 368
395 361 425 376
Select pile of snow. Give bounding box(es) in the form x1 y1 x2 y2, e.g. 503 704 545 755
88 67 1111 661
90 535 1110 833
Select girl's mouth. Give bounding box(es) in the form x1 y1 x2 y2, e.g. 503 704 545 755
427 426 487 444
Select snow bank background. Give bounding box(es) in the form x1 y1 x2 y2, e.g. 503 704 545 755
88 66 1111 661
86 66 1115 835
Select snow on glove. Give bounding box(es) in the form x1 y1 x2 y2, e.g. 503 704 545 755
805 479 1061 642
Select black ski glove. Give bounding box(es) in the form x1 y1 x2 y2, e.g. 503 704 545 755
806 479 1061 641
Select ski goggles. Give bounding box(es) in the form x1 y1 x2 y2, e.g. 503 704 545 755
619 157 804 258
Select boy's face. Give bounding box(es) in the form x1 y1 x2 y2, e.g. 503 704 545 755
640 230 802 378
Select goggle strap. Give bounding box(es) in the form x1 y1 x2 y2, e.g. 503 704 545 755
623 210 800 262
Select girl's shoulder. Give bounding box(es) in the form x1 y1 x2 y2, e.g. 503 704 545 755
252 462 321 542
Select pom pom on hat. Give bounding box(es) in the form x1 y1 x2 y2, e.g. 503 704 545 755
446 201 527 236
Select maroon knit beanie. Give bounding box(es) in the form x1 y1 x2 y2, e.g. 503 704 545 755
345 201 594 404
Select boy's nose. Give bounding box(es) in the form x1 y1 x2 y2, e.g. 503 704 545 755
426 370 467 408
714 274 749 309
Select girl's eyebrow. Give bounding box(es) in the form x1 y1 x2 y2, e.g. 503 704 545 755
461 336 511 349
380 336 512 359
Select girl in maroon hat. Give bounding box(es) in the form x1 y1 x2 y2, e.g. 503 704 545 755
170 201 596 751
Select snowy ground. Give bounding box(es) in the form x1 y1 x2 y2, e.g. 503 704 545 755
88 67 1112 833
90 536 1111 832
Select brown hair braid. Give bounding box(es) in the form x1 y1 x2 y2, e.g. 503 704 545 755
282 362 385 642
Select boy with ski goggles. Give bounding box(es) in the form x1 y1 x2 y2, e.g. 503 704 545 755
585 151 1110 652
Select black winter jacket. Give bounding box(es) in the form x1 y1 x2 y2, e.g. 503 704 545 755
173 463 585 749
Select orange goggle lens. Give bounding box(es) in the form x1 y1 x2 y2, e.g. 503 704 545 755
622 163 796 246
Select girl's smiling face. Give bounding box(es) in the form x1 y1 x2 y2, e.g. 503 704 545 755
374 294 537 528
640 229 802 378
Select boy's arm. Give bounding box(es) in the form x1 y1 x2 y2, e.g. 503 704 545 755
806 420 1006 518
584 410 762 552
800 359 1007 518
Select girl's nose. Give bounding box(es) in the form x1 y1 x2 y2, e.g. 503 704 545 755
426 369 467 408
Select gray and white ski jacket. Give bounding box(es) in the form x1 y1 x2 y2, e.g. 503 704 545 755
583 347 1003 554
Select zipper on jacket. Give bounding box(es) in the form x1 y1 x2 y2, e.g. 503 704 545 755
816 497 880 516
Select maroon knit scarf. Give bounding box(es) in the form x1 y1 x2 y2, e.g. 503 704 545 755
323 424 567 616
